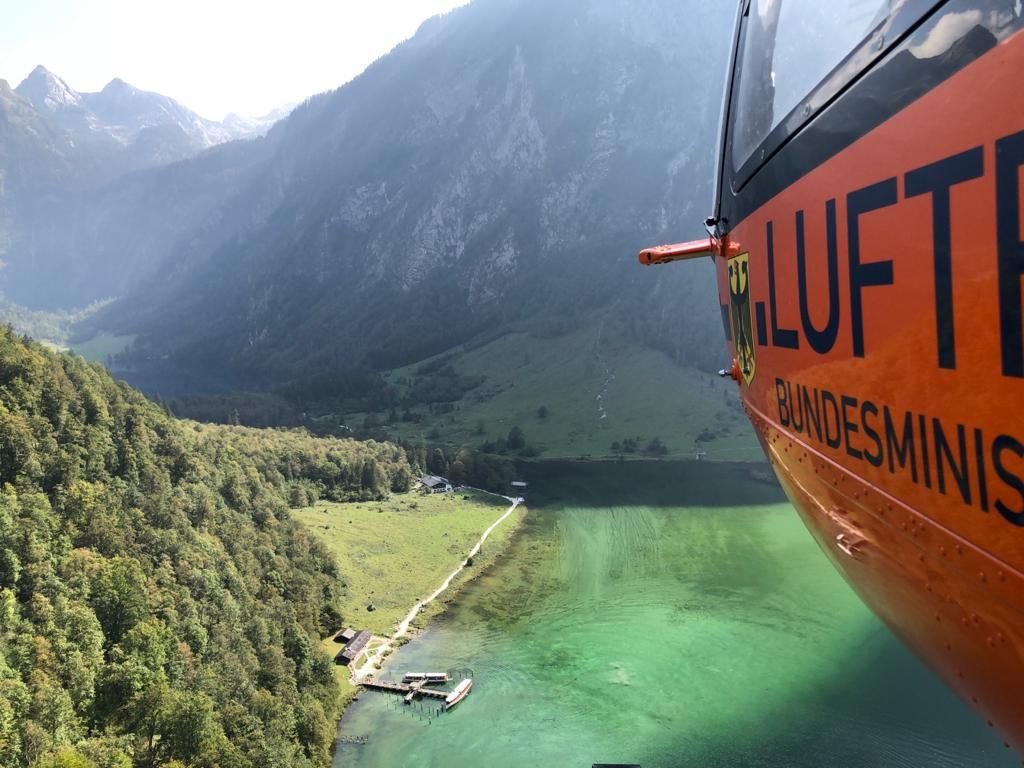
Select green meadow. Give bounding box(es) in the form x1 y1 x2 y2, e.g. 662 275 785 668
379 326 762 461
294 491 525 638
70 331 136 363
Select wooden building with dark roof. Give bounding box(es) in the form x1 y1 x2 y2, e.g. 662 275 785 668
334 629 373 666
419 475 453 494
333 628 357 644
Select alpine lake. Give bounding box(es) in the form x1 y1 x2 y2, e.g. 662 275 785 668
334 461 1017 768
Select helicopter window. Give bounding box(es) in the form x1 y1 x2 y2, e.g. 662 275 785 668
731 0 893 171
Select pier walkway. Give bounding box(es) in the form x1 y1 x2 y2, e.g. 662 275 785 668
355 677 450 702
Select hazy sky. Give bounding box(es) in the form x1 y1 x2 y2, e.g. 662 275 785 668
1 0 469 120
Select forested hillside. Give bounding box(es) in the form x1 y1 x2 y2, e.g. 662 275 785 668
0 326 412 767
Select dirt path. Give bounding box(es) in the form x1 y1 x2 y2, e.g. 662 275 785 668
351 495 522 681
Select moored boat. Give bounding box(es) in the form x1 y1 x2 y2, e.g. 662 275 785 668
443 678 473 711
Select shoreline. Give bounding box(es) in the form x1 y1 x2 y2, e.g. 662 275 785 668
350 493 522 680
331 492 527 735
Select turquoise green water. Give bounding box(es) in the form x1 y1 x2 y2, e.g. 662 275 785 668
335 462 1016 767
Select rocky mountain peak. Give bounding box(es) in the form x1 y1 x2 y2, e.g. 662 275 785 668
16 65 82 112
99 77 135 96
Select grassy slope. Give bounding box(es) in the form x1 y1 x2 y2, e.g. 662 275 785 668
70 330 136 362
0 293 132 364
298 491 526 704
0 299 115 350
294 491 524 637
380 326 763 461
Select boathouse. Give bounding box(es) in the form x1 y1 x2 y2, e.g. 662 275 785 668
333 627 356 644
334 629 372 666
419 475 453 494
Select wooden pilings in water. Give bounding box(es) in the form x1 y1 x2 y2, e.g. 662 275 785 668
355 677 449 701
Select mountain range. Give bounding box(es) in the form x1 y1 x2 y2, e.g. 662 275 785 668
0 65 291 309
1 0 733 406
14 64 284 157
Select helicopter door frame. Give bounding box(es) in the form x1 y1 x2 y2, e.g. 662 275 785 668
713 0 950 233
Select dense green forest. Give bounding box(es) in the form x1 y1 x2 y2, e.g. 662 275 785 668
0 327 413 767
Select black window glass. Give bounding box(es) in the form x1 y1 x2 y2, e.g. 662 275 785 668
731 0 894 171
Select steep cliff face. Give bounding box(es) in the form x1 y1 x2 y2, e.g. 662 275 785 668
8 0 733 393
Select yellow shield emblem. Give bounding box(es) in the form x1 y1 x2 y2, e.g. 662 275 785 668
728 252 756 385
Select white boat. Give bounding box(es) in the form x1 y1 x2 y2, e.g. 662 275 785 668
443 678 473 711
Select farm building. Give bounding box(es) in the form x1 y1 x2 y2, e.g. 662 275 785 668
419 475 453 494
333 628 357 644
334 629 373 666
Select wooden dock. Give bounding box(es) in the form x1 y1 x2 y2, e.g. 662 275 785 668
355 677 450 702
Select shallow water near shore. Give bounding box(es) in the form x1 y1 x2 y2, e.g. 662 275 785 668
334 461 1016 767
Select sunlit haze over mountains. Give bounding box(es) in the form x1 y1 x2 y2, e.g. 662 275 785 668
1 0 468 118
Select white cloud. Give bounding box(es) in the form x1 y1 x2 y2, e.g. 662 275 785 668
909 10 983 60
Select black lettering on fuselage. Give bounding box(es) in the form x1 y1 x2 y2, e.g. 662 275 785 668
822 390 841 449
847 178 898 358
802 385 822 443
755 302 768 346
787 380 804 431
933 419 971 505
885 407 918 483
796 202 841 354
861 400 884 467
776 378 790 426
768 379 1022 530
767 221 799 349
996 130 1024 377
841 395 862 460
918 414 933 489
904 146 985 370
974 427 990 512
753 131 1024 381
993 435 1024 526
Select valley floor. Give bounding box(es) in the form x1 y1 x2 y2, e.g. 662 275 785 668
293 490 528 704
374 326 762 462
349 494 522 681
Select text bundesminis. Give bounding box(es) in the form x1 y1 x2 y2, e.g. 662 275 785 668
775 377 1024 527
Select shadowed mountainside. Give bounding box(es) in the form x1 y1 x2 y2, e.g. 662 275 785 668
2 0 733 398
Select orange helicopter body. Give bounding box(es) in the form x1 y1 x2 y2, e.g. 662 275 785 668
644 0 1024 750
